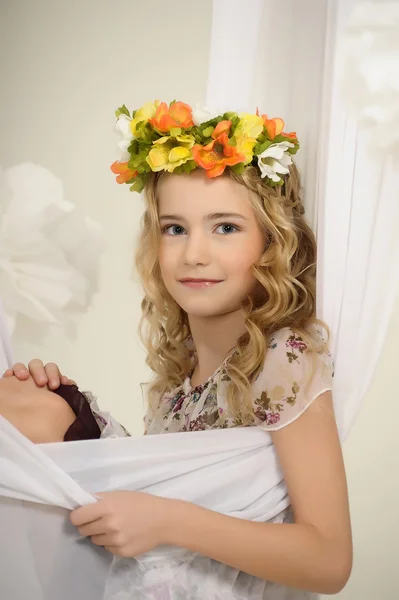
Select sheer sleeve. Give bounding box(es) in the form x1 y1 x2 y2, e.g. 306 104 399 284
252 327 334 432
54 385 130 440
83 391 131 438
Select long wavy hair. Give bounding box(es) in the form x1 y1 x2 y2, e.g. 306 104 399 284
136 164 328 424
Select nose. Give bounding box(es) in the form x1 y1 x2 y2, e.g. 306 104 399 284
182 230 211 266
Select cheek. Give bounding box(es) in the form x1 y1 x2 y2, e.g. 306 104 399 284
158 244 177 280
225 240 264 278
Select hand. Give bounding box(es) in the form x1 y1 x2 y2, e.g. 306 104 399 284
70 491 178 557
3 359 76 390
0 375 77 443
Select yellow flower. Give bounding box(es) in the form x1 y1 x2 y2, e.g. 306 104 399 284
130 100 160 137
147 134 195 172
234 137 257 165
235 114 264 139
234 114 264 164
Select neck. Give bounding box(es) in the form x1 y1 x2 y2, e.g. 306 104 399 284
188 309 247 386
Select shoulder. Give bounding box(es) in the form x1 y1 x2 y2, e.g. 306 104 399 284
252 326 334 431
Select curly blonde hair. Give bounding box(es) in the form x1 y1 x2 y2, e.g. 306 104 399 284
136 164 328 424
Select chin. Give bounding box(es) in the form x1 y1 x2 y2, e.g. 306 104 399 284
176 298 238 319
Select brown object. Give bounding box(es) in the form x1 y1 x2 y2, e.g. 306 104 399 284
54 385 101 442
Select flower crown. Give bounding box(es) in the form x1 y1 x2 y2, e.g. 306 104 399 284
111 101 299 193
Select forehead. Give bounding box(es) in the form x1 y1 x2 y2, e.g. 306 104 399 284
157 171 254 219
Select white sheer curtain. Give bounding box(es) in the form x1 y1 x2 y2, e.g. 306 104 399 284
205 0 399 439
315 1 399 437
0 298 13 375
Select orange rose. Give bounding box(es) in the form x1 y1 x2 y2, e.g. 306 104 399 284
149 101 194 132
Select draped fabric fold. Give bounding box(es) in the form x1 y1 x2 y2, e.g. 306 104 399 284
0 417 290 600
315 0 399 437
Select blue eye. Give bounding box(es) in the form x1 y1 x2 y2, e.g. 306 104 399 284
215 223 239 235
163 224 186 236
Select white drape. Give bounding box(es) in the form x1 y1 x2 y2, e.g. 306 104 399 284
0 417 293 600
315 1 399 436
206 0 399 439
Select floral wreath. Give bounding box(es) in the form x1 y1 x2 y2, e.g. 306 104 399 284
111 101 299 193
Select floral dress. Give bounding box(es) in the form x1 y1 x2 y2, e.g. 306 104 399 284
69 326 333 599
88 326 333 440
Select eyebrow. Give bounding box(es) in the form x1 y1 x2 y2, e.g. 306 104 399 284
159 212 248 221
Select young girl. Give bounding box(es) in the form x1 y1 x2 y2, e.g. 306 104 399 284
5 101 352 597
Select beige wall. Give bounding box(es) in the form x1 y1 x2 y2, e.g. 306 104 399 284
1 1 398 597
0 0 213 433
335 297 399 599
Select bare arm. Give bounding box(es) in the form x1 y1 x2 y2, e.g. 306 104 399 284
0 376 76 443
167 392 352 595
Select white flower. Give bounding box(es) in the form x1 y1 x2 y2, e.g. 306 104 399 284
0 163 104 342
191 105 219 126
115 114 134 162
257 142 295 183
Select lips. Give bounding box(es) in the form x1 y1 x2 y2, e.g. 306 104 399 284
179 278 223 289
179 279 222 283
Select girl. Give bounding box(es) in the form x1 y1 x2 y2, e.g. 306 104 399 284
5 101 352 597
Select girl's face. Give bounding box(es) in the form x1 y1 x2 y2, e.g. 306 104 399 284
157 171 265 319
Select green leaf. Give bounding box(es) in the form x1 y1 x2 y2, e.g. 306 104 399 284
184 160 197 173
129 178 145 193
202 116 221 128
130 155 143 168
115 104 130 118
231 162 245 175
253 139 272 156
229 115 241 136
202 126 214 138
287 142 300 155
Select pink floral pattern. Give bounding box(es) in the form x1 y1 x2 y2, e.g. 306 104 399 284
143 327 334 435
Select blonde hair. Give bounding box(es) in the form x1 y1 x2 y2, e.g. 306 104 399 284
135 164 328 424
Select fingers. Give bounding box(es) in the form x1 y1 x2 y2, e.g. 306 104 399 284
70 502 105 527
28 359 47 386
44 362 63 390
78 520 105 538
10 363 30 381
3 359 75 390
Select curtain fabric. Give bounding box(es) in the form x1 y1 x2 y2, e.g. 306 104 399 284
206 0 399 439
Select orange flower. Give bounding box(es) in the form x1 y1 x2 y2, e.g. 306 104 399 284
192 132 245 178
212 120 232 138
110 161 138 184
281 131 298 140
256 109 296 141
149 101 194 132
